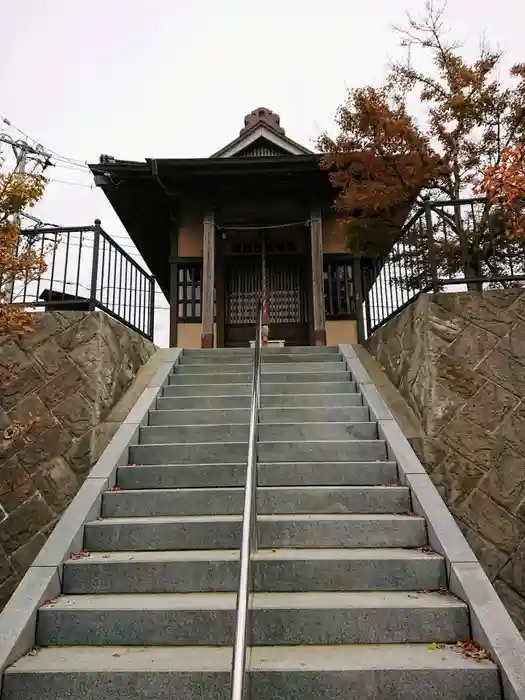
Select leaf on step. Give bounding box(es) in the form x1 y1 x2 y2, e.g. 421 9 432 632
107 486 122 492
428 642 445 650
28 647 41 656
405 511 417 517
43 599 57 606
408 593 420 598
70 551 91 560
455 637 490 662
419 546 435 555
112 653 121 658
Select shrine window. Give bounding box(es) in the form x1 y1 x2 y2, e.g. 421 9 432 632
323 256 356 319
177 261 201 321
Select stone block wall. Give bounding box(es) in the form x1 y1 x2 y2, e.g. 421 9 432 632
368 289 525 634
0 311 155 607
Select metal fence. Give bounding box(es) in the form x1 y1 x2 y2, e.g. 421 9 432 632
363 196 525 337
2 220 155 340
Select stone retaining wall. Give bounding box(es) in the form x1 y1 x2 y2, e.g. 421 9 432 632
368 289 525 634
0 311 155 607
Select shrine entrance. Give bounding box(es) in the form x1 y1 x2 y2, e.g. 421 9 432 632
218 226 311 348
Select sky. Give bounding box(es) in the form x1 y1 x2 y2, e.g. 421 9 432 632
1 0 524 346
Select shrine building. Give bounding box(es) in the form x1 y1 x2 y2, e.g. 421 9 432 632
90 107 369 348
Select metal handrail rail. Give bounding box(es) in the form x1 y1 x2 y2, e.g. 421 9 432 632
230 299 263 700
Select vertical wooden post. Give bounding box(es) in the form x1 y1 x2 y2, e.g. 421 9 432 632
168 213 179 348
201 212 215 348
310 210 326 346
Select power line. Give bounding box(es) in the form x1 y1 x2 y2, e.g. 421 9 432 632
1 113 159 265
54 162 91 173
48 178 93 189
20 223 150 250
1 114 88 169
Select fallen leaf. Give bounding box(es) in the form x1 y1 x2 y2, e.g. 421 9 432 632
455 637 490 662
70 551 91 560
419 546 435 555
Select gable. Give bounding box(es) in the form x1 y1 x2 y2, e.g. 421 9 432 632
211 108 313 158
234 136 293 158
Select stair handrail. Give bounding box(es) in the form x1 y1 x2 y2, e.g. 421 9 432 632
230 298 263 700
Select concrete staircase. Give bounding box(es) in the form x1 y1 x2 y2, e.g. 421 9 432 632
2 346 502 699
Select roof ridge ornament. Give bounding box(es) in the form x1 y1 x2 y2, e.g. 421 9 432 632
240 108 285 136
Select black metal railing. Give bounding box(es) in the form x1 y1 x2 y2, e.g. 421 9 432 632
363 196 525 336
3 220 155 340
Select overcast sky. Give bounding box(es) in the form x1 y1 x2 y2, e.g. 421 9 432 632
1 0 524 346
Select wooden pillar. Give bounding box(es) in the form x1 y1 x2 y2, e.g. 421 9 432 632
201 212 215 348
168 213 179 348
310 210 326 345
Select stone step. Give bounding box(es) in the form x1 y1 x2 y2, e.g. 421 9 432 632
174 362 346 374
138 422 379 445
168 371 351 385
139 424 250 444
157 395 253 410
3 644 500 700
162 381 357 397
180 352 342 365
184 346 340 358
102 486 411 517
62 548 446 595
35 591 469 646
129 439 387 465
156 393 364 410
84 514 427 551
117 461 399 490
4 642 501 700
148 406 371 426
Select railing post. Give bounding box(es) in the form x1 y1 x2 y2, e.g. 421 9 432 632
352 255 366 344
363 260 374 338
89 219 102 310
149 274 156 342
422 196 439 293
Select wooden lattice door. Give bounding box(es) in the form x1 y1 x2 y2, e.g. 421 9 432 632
224 255 309 347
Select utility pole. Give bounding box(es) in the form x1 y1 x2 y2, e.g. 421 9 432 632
0 134 52 300
12 141 26 233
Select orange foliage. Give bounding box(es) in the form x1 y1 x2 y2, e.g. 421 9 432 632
318 86 445 253
319 0 525 271
0 158 47 335
478 144 525 236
